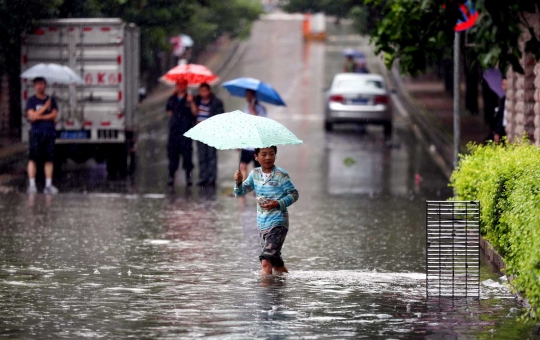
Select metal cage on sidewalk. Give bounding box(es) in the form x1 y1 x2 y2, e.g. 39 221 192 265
426 201 480 299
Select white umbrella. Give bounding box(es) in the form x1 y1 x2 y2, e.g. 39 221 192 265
20 63 84 85
180 34 194 47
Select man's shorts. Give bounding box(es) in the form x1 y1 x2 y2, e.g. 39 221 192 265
240 149 261 167
29 132 56 162
259 225 288 267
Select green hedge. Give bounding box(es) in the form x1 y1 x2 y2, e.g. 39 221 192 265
450 139 540 316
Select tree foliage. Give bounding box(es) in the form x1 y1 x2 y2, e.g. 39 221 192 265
451 139 540 318
368 0 540 75
58 0 263 81
0 0 262 130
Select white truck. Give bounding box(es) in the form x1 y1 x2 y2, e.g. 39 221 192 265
21 18 140 176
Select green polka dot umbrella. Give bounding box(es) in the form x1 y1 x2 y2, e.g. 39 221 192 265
183 110 303 149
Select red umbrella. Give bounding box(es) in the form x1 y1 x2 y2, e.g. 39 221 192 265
160 64 219 87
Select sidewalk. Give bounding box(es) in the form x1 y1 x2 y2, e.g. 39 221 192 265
388 65 491 178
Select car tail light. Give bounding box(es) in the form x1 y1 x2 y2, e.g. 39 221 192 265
374 95 389 105
330 95 345 103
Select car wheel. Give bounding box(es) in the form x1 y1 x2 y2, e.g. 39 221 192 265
324 121 333 132
383 121 393 139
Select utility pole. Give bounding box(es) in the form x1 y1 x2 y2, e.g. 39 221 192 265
453 32 460 169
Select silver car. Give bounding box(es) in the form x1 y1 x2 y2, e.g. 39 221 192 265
324 73 392 138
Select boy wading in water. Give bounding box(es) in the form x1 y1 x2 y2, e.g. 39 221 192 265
234 146 299 275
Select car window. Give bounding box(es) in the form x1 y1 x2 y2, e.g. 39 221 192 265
333 78 384 91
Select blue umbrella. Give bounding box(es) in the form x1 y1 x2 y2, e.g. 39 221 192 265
221 77 286 106
483 68 505 99
342 49 365 60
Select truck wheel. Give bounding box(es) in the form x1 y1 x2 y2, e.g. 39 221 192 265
53 145 65 177
128 151 137 174
324 121 333 132
106 144 129 179
118 145 128 178
106 150 118 179
383 121 393 139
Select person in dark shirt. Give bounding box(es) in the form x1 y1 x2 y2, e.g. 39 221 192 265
494 78 507 144
166 79 198 190
26 77 59 194
193 83 225 187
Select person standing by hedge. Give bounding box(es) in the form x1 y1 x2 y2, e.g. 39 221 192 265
26 77 59 194
194 83 224 187
494 78 507 144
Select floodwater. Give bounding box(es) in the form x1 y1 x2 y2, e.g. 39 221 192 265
1 16 538 339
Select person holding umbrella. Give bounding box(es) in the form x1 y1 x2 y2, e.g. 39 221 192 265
26 77 59 194
234 146 299 276
239 89 267 180
160 63 220 190
182 110 303 276
343 55 357 73
221 77 286 180
193 83 225 187
166 79 198 189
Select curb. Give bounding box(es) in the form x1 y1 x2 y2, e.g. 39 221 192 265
480 238 532 311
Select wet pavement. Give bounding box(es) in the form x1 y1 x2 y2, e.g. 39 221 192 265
1 17 538 339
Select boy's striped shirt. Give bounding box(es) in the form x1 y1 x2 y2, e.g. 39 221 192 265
234 166 299 231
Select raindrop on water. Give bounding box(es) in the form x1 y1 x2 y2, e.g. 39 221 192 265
406 303 411 312
93 269 100 274
128 269 132 276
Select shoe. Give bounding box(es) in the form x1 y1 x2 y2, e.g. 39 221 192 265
168 177 174 187
43 185 59 195
197 180 207 187
27 186 37 194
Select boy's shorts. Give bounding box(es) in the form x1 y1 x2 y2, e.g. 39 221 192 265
259 225 288 267
29 131 56 162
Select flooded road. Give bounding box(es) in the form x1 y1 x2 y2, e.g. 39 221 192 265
1 17 538 339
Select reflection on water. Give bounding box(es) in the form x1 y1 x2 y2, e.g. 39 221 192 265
0 194 537 339
326 128 409 196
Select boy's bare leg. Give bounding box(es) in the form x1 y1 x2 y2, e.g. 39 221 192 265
28 161 37 179
273 266 288 275
261 259 273 275
44 162 54 180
